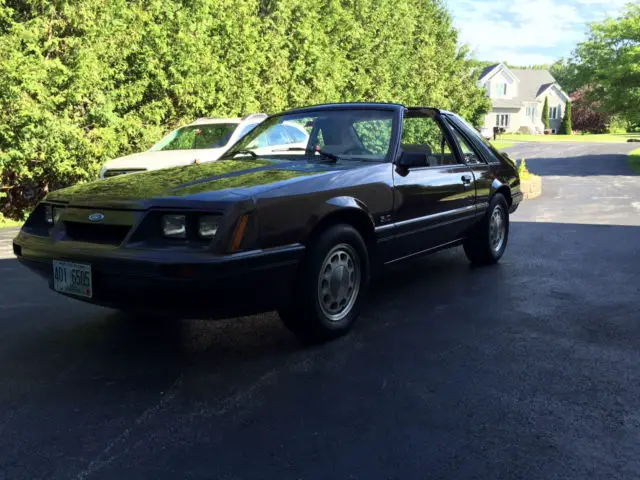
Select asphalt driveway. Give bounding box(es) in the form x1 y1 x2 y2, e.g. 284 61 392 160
1 141 639 479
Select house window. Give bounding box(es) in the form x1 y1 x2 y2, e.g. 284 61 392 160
549 106 559 119
526 106 536 121
496 114 510 127
495 83 507 97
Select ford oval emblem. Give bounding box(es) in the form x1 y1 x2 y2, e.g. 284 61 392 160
88 213 104 222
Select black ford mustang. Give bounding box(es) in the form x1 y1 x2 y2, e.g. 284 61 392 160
13 103 522 342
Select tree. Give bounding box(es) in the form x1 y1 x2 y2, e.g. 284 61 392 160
542 97 550 129
568 4 640 126
550 58 581 93
571 87 608 133
560 100 572 134
0 0 491 219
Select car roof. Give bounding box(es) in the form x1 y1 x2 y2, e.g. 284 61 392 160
274 102 446 117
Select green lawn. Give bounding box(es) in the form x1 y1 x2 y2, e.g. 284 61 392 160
490 141 514 150
0 216 23 229
498 133 640 143
629 148 640 174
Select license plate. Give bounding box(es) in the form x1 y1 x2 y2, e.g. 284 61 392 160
53 261 93 298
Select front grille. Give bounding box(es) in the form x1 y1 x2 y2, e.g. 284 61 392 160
64 222 131 246
103 169 146 178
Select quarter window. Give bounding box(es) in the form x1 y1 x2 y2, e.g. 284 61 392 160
496 114 510 127
447 127 485 165
445 114 501 164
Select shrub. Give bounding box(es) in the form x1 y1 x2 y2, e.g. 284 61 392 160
542 97 550 129
518 158 528 175
571 87 608 133
607 116 631 134
560 100 572 134
0 0 491 220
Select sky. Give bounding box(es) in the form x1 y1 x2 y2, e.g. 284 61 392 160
448 0 631 66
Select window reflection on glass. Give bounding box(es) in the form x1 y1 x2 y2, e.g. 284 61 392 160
229 109 396 163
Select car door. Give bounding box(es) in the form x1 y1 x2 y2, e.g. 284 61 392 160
391 109 477 257
442 114 497 213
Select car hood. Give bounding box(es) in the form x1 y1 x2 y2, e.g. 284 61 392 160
101 148 227 172
47 158 339 208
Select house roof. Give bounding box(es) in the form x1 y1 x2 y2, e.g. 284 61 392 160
479 65 569 108
511 69 557 101
478 64 500 81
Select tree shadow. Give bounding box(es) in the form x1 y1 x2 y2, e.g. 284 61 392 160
517 153 637 177
2 221 640 478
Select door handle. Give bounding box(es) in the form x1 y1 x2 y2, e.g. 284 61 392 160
461 174 472 185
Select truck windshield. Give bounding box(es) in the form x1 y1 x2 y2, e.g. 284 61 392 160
151 124 238 151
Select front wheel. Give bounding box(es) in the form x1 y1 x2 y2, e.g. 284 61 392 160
463 193 509 265
278 224 369 343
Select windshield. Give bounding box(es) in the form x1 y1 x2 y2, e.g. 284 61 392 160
225 109 396 162
151 123 238 151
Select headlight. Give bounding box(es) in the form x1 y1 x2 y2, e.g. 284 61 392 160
198 215 219 238
162 214 186 238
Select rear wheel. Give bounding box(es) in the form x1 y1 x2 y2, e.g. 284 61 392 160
279 224 369 343
463 193 509 265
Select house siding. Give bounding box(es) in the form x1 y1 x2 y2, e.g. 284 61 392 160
544 86 566 133
482 108 520 132
481 70 518 100
478 65 568 135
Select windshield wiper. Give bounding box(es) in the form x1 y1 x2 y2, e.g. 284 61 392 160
274 147 338 163
226 149 257 158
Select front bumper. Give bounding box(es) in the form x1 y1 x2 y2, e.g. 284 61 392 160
13 231 304 319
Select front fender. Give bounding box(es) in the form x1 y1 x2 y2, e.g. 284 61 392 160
303 196 375 240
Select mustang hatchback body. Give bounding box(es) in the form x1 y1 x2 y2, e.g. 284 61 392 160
14 103 522 341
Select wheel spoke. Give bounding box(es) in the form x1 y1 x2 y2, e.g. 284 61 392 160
316 244 361 322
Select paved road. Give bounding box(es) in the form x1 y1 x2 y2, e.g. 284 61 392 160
1 142 639 479
506 141 640 225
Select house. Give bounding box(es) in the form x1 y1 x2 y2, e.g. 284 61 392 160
477 63 570 134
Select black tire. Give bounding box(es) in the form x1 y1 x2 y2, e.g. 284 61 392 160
463 193 509 265
278 224 370 343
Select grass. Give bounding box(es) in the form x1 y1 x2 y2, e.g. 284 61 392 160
0 215 23 229
498 133 640 143
629 148 640 174
517 158 537 181
490 140 514 150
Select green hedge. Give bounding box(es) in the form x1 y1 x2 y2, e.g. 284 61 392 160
0 0 490 218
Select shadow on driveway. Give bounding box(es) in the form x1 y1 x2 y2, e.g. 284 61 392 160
1 220 640 479
525 153 637 177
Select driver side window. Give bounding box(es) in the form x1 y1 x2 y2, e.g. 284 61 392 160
401 116 457 167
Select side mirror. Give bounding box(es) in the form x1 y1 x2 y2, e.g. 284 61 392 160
396 151 428 169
